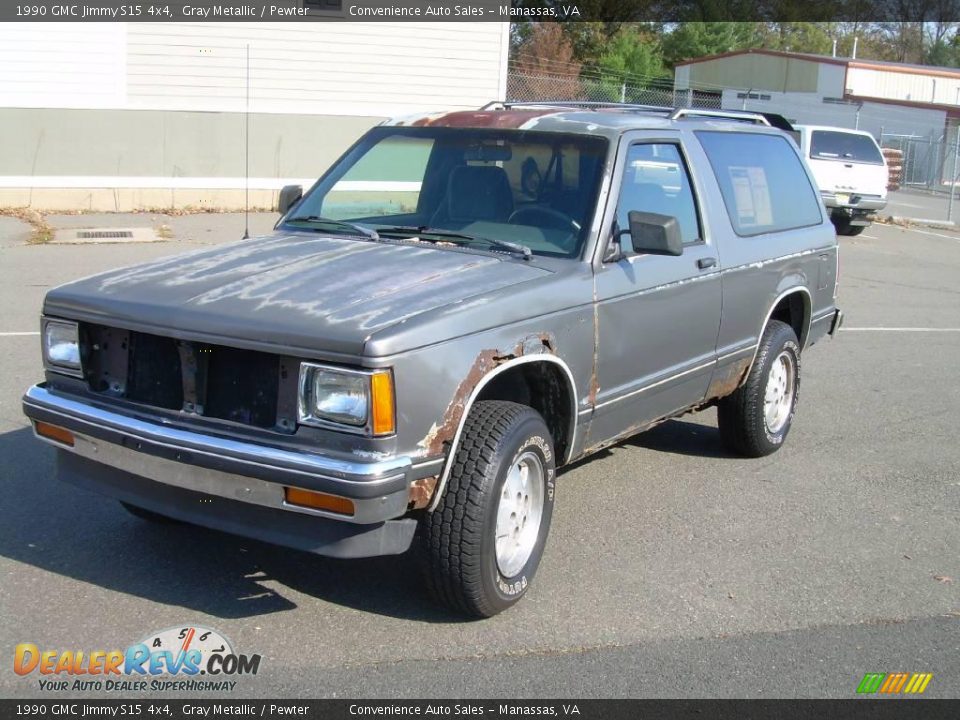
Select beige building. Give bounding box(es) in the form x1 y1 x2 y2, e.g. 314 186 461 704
0 21 509 210
674 49 960 143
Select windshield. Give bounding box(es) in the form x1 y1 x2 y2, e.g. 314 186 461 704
810 130 884 165
285 127 609 259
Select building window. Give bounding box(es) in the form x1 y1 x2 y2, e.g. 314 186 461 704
736 92 772 101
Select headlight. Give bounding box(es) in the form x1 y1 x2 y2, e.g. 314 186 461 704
42 319 82 376
298 363 395 435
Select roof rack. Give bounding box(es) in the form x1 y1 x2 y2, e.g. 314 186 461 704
481 100 673 114
669 108 772 125
478 101 795 132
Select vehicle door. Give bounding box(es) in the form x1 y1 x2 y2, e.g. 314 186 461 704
587 132 723 446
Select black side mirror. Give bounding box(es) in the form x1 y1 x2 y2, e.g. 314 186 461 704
277 185 303 215
626 211 683 256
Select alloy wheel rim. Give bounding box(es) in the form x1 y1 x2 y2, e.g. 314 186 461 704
494 451 545 578
763 350 795 434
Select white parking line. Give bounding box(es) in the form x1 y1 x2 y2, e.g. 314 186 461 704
844 327 960 332
907 227 960 242
0 331 39 337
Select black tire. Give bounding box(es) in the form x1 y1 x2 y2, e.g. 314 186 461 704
717 320 800 458
120 501 182 524
417 400 556 618
838 224 866 236
832 215 867 236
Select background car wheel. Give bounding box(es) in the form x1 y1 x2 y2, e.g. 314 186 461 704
838 224 866 236
417 400 556 618
120 501 182 524
717 320 801 458
832 216 867 236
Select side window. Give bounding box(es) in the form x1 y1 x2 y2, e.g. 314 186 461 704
320 136 433 220
697 131 823 236
616 143 702 245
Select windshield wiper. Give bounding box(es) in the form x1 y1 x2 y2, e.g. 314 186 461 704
286 215 380 240
375 225 532 260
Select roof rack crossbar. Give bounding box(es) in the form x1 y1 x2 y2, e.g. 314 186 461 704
669 108 772 125
483 100 673 114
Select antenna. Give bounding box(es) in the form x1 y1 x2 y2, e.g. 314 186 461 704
243 42 250 240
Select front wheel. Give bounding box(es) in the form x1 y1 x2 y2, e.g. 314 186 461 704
717 320 801 457
417 401 556 618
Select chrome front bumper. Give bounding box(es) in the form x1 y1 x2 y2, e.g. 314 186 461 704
22 384 438 525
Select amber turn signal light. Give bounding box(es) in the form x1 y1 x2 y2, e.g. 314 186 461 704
35 421 75 447
284 487 355 516
370 370 395 436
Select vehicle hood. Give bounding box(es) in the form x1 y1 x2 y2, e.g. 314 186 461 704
42 232 553 357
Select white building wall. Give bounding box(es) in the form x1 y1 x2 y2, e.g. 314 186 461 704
0 23 127 108
0 21 509 117
846 66 960 106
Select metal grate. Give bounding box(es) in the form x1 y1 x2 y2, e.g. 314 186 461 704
75 230 134 239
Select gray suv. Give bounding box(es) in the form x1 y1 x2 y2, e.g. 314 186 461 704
23 103 843 617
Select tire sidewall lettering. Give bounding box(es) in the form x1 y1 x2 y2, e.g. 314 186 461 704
489 426 555 602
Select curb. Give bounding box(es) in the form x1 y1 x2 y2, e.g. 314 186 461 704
880 215 958 231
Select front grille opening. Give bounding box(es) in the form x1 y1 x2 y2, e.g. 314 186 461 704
204 346 280 429
126 333 183 410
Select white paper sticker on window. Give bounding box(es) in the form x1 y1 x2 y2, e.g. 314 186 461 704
728 166 773 228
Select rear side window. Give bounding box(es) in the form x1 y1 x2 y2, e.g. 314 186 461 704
697 131 822 236
810 130 884 164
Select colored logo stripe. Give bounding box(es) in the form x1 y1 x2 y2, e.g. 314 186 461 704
904 673 933 694
857 673 885 693
857 673 932 694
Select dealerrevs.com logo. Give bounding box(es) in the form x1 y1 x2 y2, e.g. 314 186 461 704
14 626 261 692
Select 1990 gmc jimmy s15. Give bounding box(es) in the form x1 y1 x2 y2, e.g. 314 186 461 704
23 103 843 617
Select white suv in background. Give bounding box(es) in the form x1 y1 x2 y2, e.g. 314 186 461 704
795 125 888 236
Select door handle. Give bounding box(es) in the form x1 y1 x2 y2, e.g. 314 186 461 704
697 257 717 270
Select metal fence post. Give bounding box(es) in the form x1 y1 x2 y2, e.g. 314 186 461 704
948 123 959 222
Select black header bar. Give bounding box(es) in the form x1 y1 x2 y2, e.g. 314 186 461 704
3 1 960 23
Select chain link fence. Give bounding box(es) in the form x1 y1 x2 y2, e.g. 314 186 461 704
505 71 721 109
880 131 960 189
879 126 960 223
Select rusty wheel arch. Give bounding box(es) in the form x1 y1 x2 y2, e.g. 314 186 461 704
425 353 578 513
746 287 812 377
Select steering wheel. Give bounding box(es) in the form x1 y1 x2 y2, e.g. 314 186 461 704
508 206 581 235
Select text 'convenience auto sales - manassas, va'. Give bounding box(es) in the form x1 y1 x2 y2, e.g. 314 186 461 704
13 626 261 692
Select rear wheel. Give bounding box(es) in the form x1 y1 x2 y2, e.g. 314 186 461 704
832 214 867 236
717 320 801 457
417 401 556 618
837 223 866 236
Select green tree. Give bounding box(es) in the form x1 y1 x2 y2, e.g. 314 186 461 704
662 22 760 67
759 22 834 55
582 27 669 102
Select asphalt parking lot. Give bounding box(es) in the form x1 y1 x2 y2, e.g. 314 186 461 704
0 214 957 699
